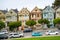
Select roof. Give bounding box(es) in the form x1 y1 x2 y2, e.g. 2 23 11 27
56 7 60 12
11 9 18 13
43 6 55 12
19 8 30 13
31 6 42 13
0 10 8 14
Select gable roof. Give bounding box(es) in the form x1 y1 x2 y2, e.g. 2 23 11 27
43 6 55 12
11 9 18 13
19 8 30 13
56 7 60 12
0 10 8 14
31 6 41 13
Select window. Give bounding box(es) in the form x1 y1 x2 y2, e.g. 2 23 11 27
6 16 11 19
44 14 46 16
0 13 1 15
57 12 60 13
50 14 52 16
49 18 52 21
37 14 39 17
10 11 13 14
7 16 11 17
35 9 37 11
32 14 34 17
44 13 47 16
20 15 21 16
25 15 27 17
14 34 18 35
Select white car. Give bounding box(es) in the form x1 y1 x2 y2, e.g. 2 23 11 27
45 30 59 35
9 32 24 38
19 33 24 37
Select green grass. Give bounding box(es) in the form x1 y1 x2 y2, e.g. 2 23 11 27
11 36 60 40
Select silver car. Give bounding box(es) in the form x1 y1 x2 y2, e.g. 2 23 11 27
9 32 24 38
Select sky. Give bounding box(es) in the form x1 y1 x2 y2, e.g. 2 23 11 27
0 0 55 11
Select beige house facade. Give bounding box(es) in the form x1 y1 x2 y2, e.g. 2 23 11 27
56 7 60 18
30 7 42 29
0 10 7 22
18 8 30 26
30 7 42 23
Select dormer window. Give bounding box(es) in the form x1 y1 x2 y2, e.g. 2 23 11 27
57 12 60 13
0 13 1 14
48 8 50 10
10 11 13 14
35 9 37 11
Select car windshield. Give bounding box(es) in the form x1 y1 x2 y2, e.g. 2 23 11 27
0 34 7 37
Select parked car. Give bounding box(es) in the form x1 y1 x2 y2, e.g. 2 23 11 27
9 32 24 38
19 32 24 37
23 28 33 33
32 32 42 36
0 33 8 39
45 30 59 35
1 30 8 34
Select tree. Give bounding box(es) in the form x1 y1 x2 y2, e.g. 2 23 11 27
53 18 60 29
38 19 44 24
25 20 36 29
38 19 49 24
8 21 21 31
0 21 5 30
38 19 50 28
53 0 60 7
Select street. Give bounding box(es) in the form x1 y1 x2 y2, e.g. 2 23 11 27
24 28 60 37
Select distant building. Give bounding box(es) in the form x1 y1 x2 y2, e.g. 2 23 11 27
0 10 7 22
5 9 18 23
18 8 30 26
30 6 42 26
43 6 55 28
56 7 60 18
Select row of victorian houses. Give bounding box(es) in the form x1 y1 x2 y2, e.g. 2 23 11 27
0 6 60 28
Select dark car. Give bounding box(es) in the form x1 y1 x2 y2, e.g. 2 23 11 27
23 28 33 33
0 33 8 39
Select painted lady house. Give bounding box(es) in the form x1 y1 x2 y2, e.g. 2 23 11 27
30 6 42 29
5 9 18 26
18 8 30 27
43 6 55 28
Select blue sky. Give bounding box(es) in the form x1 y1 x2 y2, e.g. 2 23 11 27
0 0 55 11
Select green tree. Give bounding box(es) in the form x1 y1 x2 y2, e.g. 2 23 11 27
38 19 50 28
25 20 36 29
8 21 21 31
0 21 5 30
38 19 49 24
53 0 60 7
53 18 60 29
38 19 44 24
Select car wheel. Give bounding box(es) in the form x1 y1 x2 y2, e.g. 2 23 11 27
22 36 24 37
48 34 50 35
56 33 58 35
20 36 23 37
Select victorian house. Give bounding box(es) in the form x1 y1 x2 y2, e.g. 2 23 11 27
30 7 42 27
5 9 18 26
56 7 60 18
43 6 55 28
0 10 7 22
18 8 30 26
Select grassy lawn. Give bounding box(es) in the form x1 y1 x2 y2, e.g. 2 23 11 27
10 36 60 40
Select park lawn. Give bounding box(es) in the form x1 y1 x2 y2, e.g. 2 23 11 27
11 36 60 40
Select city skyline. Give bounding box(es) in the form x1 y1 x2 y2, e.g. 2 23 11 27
0 0 55 11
